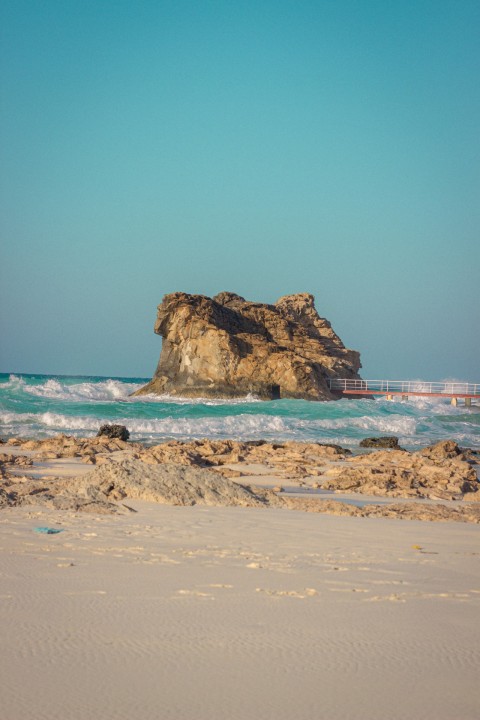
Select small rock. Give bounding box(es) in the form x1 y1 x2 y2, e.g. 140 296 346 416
96 424 130 441
360 436 401 449
317 443 352 455
418 439 461 461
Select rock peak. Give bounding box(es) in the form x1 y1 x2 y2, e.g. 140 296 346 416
135 291 362 400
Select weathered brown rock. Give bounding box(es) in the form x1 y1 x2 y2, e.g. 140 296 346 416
78 460 282 508
6 434 143 460
0 460 282 512
418 439 463 461
0 453 33 467
283 497 480 523
322 444 479 500
136 439 350 474
134 291 361 400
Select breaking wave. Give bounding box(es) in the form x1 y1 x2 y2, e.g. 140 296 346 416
3 374 261 405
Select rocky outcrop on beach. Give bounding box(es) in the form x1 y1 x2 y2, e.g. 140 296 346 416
78 459 282 508
135 439 350 477
3 436 479 502
284 498 480 523
2 436 479 521
1 454 479 523
0 459 281 513
79 436 478 503
6 433 143 463
134 291 362 400
322 441 479 500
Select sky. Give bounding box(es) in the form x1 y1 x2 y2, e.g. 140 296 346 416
1 0 479 382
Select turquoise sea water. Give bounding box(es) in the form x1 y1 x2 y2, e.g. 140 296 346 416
0 373 479 451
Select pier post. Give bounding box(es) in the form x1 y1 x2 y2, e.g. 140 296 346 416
401 395 408 401
451 397 457 407
465 398 472 407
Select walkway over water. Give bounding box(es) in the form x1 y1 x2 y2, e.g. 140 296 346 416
329 379 480 405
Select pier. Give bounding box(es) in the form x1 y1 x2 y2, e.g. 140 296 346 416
329 379 480 405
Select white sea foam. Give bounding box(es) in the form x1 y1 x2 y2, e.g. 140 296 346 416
0 411 100 432
131 392 262 405
306 414 418 435
0 410 291 440
4 375 262 406
22 378 142 402
3 408 474 447
4 374 26 389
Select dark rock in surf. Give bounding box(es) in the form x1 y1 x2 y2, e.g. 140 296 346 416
97 424 130 442
360 436 401 449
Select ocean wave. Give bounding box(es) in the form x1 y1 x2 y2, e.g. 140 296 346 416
307 414 418 435
1 374 262 406
0 410 291 439
3 408 477 449
136 392 262 405
21 378 142 402
1 373 478 448
1 409 415 436
0 411 102 433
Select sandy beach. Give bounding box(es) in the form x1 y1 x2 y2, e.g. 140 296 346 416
1 501 479 720
1 436 479 720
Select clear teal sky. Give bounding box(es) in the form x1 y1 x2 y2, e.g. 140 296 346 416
1 0 479 381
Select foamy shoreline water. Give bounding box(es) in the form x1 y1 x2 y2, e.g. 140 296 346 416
1 372 479 450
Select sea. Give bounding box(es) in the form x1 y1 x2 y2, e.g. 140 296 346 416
0 373 479 452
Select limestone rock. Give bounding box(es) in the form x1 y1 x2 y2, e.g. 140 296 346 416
136 439 351 474
283 497 480 523
322 446 479 500
134 291 361 400
2 435 480 522
10 433 143 459
418 439 463 461
77 459 282 508
0 460 282 511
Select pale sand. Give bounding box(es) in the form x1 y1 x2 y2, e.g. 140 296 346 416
1 501 479 720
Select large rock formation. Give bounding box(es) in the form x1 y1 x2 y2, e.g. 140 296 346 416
134 291 362 400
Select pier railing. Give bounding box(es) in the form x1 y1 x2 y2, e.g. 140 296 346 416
328 379 480 398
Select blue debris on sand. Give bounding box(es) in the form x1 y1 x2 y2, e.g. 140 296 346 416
34 527 64 535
